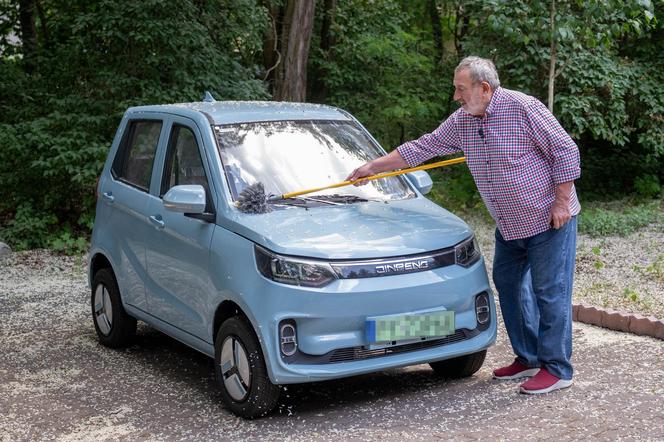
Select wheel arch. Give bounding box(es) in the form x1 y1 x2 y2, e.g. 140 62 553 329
213 300 250 344
89 252 114 286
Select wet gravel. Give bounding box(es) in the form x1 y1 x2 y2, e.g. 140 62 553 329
1 249 664 441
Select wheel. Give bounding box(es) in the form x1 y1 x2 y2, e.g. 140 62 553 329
214 317 281 418
91 268 136 348
429 350 487 379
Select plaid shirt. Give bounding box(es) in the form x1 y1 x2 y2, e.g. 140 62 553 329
397 87 581 240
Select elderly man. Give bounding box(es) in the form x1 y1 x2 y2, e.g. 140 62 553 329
348 56 580 394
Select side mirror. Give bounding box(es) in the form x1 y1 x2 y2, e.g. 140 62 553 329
163 185 206 214
406 170 433 195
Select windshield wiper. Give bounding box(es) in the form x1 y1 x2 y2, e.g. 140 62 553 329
307 194 374 204
268 196 340 208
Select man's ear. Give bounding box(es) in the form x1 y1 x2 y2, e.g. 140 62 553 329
481 81 492 95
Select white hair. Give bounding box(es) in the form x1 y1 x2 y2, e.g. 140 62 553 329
455 56 500 90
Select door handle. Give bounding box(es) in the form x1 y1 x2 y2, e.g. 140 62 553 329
102 192 114 203
149 215 165 229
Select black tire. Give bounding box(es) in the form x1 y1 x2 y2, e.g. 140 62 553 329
429 350 487 379
214 317 281 419
91 268 137 348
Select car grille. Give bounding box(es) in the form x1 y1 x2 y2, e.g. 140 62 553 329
284 328 479 365
328 330 468 363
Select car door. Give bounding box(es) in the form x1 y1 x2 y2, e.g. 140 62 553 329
99 117 165 310
144 116 216 339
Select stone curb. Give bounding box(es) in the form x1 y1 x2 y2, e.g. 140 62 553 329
573 303 664 340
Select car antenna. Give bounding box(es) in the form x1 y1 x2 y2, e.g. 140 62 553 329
203 91 216 102
236 157 467 214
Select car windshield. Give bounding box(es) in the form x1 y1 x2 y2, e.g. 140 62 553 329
213 120 415 203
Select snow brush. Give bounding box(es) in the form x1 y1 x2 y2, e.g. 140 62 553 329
236 156 467 214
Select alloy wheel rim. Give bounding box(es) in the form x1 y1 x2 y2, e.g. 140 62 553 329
93 284 113 335
220 336 251 401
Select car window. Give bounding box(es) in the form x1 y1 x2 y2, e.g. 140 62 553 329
112 120 162 191
161 125 213 210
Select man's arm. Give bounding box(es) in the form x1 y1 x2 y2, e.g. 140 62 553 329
347 113 462 183
551 181 573 229
525 100 581 229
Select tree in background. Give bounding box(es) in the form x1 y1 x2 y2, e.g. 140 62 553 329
461 0 662 197
0 0 269 250
262 0 317 101
310 0 451 148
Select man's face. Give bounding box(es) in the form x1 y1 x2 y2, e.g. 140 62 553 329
453 69 491 116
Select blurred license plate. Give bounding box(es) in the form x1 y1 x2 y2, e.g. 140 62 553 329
365 311 455 343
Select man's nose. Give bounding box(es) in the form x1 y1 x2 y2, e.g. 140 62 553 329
453 90 461 101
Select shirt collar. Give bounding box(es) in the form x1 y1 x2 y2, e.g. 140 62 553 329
484 86 503 116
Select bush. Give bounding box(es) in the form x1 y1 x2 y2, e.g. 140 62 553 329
634 174 662 199
0 0 269 251
578 199 663 237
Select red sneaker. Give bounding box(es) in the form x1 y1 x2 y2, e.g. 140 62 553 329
493 360 539 380
519 368 573 394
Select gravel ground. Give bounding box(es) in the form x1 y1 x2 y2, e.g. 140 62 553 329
1 249 664 440
465 216 664 320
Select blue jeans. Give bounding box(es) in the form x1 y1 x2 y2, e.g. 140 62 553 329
492 217 577 380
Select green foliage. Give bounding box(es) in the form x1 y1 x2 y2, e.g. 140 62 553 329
312 0 451 150
634 174 662 199
426 167 492 221
0 0 269 250
0 203 58 250
578 199 663 237
49 231 88 255
462 0 664 193
623 287 640 303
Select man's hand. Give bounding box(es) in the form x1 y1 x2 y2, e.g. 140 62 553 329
550 182 573 229
346 149 410 186
346 162 375 186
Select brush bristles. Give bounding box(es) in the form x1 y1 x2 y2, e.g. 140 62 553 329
237 182 272 214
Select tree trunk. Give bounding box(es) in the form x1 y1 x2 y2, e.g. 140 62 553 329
548 0 556 113
454 4 469 56
262 2 282 87
429 0 444 62
273 0 316 102
18 0 38 74
309 0 336 103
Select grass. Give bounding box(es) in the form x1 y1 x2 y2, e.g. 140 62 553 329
578 198 663 237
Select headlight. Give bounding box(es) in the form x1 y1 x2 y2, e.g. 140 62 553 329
455 235 481 267
254 245 337 287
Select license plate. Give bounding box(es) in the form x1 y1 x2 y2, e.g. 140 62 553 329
365 310 455 343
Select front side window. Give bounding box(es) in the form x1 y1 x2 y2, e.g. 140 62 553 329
213 120 415 203
112 120 162 191
161 125 213 211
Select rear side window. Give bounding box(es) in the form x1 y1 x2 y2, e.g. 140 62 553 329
112 120 162 191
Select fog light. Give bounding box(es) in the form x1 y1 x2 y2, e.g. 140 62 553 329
279 321 297 356
475 292 490 325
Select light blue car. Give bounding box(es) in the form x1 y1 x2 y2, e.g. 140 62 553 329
88 99 497 418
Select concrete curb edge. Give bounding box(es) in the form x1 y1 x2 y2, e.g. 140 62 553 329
573 303 664 340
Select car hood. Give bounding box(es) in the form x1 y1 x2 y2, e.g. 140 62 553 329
222 198 473 260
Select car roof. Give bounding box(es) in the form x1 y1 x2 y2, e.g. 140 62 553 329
127 101 352 125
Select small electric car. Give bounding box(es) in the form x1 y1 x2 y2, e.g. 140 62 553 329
88 98 497 418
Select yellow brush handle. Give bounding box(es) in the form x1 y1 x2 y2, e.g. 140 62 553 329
279 156 466 199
